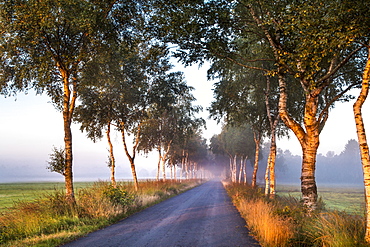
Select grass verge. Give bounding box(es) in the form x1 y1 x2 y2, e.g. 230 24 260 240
223 182 368 247
0 179 202 247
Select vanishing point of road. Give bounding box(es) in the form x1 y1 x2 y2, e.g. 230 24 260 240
62 180 260 247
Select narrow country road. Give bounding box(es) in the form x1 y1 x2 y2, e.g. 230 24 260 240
62 180 260 247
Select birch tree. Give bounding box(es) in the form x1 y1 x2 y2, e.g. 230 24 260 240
0 0 143 203
211 125 254 182
337 0 370 241
138 71 203 180
150 0 363 210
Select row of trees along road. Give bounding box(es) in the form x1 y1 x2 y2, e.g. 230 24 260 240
148 0 370 242
0 1 204 203
2 0 370 242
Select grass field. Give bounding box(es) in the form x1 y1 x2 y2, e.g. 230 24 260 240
276 184 365 215
0 182 94 212
0 179 202 246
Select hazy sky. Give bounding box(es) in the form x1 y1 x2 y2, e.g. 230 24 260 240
0 63 369 182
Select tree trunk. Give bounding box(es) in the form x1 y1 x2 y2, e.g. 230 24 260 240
229 156 233 181
243 157 247 184
252 132 261 187
120 122 139 191
353 47 370 243
161 158 166 181
181 150 185 180
238 156 243 183
185 152 189 179
264 75 279 198
300 94 320 210
63 114 75 204
106 123 116 188
264 157 270 196
61 69 76 205
265 130 277 198
233 155 237 182
160 140 173 181
278 73 320 210
174 161 177 181
157 148 161 181
269 142 276 199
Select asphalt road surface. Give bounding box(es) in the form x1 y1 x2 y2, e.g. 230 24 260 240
62 180 260 247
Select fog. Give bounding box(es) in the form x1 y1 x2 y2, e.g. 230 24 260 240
255 139 363 187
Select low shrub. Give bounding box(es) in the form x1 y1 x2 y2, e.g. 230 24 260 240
103 185 135 207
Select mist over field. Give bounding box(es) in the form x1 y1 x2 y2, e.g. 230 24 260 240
258 139 363 186
0 138 363 186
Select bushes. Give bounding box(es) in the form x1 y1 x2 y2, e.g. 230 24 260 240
224 182 367 247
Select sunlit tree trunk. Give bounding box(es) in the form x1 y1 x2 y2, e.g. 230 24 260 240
265 76 279 198
160 140 173 181
185 152 189 179
61 69 76 204
193 162 197 178
353 47 370 243
174 162 177 181
252 132 261 187
264 158 270 196
269 142 276 198
301 94 320 210
160 158 166 181
233 155 237 182
156 148 161 181
243 157 247 184
238 156 243 183
120 122 139 191
106 123 116 188
278 73 319 210
265 131 277 198
181 150 185 180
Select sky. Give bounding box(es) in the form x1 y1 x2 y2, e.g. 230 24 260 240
0 63 369 183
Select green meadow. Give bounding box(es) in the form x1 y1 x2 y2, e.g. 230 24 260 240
0 182 94 212
277 184 365 215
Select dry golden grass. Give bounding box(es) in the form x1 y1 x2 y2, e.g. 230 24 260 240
225 182 369 247
235 198 295 247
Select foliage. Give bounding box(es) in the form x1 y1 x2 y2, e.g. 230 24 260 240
138 71 204 155
0 0 148 202
102 185 135 207
46 146 66 176
211 124 255 159
150 0 367 209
